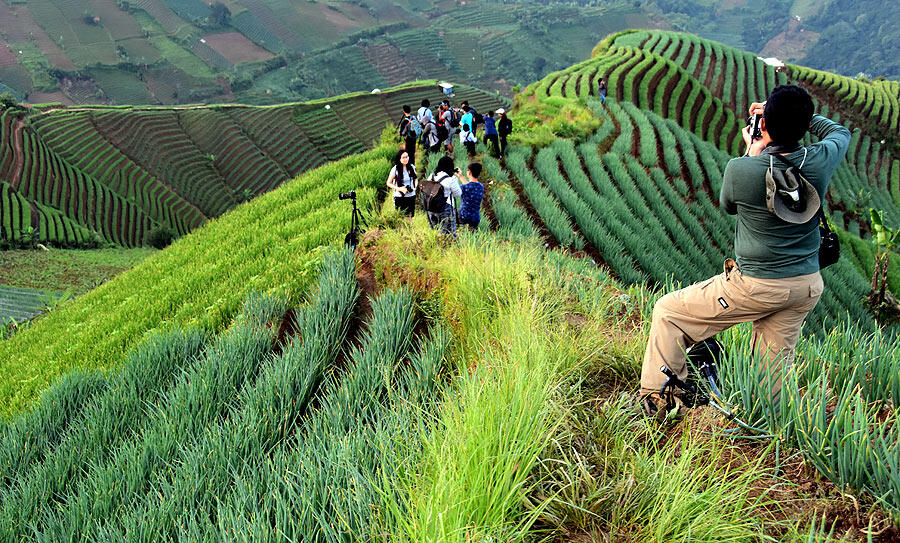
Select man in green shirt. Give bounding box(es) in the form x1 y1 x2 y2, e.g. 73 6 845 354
640 85 851 416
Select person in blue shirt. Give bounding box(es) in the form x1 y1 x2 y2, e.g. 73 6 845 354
460 106 474 139
483 111 499 157
457 162 484 230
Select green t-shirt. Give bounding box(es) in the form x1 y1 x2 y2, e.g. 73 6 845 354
719 115 851 279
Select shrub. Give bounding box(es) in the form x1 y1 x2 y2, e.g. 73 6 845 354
144 225 176 249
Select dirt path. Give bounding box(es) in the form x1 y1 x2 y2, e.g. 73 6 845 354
9 118 25 190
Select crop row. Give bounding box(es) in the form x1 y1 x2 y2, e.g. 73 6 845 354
177 109 289 198
0 240 455 539
29 111 206 234
226 106 327 175
791 64 900 140
13 128 156 246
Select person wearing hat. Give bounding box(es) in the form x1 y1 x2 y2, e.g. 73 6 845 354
640 85 851 417
496 108 512 158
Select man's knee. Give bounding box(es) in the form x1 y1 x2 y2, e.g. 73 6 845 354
651 292 678 323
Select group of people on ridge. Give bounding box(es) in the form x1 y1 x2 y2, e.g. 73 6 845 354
398 99 512 161
390 97 512 236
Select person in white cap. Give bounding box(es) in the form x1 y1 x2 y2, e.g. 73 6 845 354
496 108 511 158
640 85 851 418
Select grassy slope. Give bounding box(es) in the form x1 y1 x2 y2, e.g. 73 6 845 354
0 141 392 417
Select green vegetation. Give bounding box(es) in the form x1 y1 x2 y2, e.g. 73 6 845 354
3 28 900 540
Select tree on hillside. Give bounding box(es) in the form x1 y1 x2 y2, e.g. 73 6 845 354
209 2 231 26
868 208 900 320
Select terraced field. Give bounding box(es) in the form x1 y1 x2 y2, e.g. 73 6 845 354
0 82 510 247
479 30 900 338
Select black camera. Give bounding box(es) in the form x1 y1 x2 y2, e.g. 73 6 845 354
747 114 762 140
338 190 356 200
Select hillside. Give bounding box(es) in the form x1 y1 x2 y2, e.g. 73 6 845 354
1 30 899 540
1 0 897 108
0 81 509 247
0 0 654 105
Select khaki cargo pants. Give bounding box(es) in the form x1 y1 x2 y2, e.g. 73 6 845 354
640 259 824 397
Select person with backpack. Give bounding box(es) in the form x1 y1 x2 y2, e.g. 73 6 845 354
597 78 607 105
440 101 456 153
483 111 499 158
421 116 441 154
497 108 512 158
639 85 851 419
459 123 477 157
457 162 484 230
417 99 433 125
386 149 418 217
397 105 419 163
420 156 462 236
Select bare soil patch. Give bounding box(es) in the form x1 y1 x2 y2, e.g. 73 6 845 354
202 33 274 65
0 43 18 68
10 118 25 190
761 18 820 63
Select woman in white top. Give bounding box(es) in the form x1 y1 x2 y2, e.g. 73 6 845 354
386 149 417 217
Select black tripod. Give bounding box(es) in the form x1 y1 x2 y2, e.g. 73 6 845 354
340 191 366 249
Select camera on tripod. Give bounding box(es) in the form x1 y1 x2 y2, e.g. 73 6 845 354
339 190 365 249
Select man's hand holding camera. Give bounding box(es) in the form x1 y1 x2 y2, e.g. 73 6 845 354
742 102 769 157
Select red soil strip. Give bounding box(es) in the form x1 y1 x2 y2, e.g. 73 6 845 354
9 118 25 190
202 33 274 65
661 68 679 119
674 80 690 126
506 167 561 251
646 62 667 111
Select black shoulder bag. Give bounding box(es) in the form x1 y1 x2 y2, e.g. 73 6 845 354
772 153 840 269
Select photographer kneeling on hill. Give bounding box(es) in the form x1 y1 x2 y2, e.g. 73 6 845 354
640 85 851 417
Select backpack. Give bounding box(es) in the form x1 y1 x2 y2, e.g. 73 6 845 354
408 117 422 137
448 108 461 128
472 111 483 128
420 172 448 213
436 123 449 142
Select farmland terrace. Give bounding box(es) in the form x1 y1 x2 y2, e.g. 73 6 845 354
0 81 510 247
1 30 899 541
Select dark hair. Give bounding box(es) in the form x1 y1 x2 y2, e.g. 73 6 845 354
461 100 469 107
435 156 455 177
462 105 470 112
403 105 411 114
487 111 494 117
763 85 814 144
462 123 470 131
421 99 430 107
394 149 414 178
467 162 482 179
